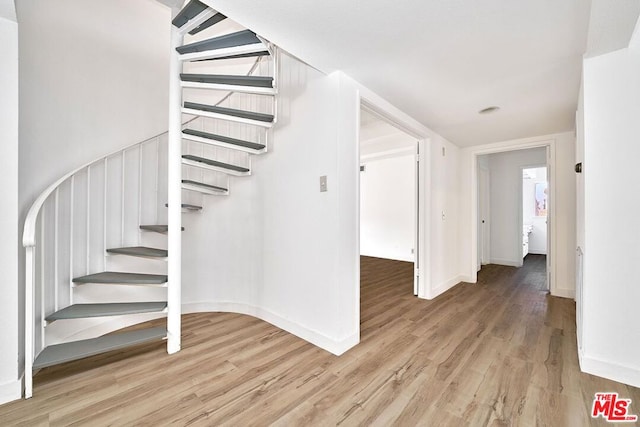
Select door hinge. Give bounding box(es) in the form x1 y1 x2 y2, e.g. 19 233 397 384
415 268 420 277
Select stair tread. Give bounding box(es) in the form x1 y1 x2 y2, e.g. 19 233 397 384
188 13 227 35
46 302 167 322
107 246 168 258
182 129 266 151
139 225 184 233
164 203 203 211
180 74 273 88
176 30 261 55
33 327 166 369
192 50 269 62
182 179 228 192
172 0 208 28
182 155 250 173
183 102 274 123
73 272 168 285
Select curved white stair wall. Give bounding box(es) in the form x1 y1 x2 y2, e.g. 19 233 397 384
180 51 360 355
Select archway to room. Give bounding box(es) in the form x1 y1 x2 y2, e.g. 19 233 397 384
358 105 421 328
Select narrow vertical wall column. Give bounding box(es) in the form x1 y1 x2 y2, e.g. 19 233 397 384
167 25 183 354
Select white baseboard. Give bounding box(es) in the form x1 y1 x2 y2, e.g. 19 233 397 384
0 377 22 405
580 351 640 388
527 249 547 255
426 275 463 300
183 302 358 356
490 258 522 267
552 288 575 299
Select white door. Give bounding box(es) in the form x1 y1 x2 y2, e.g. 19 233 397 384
546 146 551 291
479 166 490 266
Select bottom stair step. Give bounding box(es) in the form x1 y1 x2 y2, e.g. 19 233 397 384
33 327 166 369
46 302 168 322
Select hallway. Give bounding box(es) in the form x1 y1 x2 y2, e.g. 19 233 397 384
1 256 638 425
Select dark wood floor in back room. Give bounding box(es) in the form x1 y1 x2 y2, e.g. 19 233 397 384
1 254 639 426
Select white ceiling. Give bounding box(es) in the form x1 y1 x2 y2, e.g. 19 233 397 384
204 0 640 147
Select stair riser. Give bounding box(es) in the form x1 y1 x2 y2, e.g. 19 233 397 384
180 81 277 95
182 183 229 195
182 134 267 154
179 43 267 62
182 108 274 128
182 158 251 177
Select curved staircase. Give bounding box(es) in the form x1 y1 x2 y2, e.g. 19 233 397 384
23 0 278 398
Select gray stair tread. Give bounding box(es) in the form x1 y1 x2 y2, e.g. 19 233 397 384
172 0 208 28
164 203 203 210
107 246 168 257
177 30 261 55
46 302 167 322
182 155 250 173
73 272 168 285
188 13 226 35
182 179 228 192
180 74 273 88
192 50 269 62
182 129 265 151
183 102 274 123
140 225 184 233
33 327 166 369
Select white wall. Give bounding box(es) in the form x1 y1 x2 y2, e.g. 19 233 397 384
459 132 576 298
360 154 416 262
18 0 170 219
486 148 546 266
0 1 20 404
580 41 640 387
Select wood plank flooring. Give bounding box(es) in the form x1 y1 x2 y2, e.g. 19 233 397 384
1 254 639 426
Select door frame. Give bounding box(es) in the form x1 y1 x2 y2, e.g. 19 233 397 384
469 138 557 295
357 99 428 299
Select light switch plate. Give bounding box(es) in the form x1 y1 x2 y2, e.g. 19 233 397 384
320 175 328 192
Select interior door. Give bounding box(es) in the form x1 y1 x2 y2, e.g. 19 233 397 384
414 143 420 296
479 166 490 266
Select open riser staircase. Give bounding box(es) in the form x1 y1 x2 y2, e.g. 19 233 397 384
23 0 278 398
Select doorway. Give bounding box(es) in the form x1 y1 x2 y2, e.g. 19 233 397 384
359 106 419 295
475 146 552 290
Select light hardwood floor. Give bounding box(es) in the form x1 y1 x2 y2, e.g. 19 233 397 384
1 255 639 426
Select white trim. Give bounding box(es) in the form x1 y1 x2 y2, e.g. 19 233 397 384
427 275 463 300
490 258 522 267
467 137 559 296
553 288 576 299
580 351 640 388
0 377 22 405
183 302 358 356
527 249 548 255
